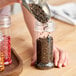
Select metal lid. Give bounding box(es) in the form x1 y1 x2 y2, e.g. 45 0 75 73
0 15 11 28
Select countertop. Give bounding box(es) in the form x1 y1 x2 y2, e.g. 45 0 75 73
11 12 76 76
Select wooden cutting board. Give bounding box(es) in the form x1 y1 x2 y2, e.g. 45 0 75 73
0 48 23 76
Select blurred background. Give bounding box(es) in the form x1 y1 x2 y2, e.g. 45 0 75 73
1 0 76 25
1 0 76 15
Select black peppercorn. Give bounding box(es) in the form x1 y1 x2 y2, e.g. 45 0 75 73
29 4 49 23
35 36 54 70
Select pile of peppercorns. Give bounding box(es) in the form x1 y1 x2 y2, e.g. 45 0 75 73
29 4 49 23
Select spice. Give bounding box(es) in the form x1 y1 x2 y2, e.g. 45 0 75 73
0 52 4 71
0 35 12 65
29 4 49 23
36 36 54 69
0 15 12 65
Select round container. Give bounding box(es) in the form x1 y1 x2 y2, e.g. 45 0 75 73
0 15 12 65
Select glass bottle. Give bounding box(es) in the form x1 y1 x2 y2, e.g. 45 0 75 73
35 20 54 69
0 15 12 65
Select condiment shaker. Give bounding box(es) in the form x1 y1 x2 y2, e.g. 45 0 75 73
35 20 54 69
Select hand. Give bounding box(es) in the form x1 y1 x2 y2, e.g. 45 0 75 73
31 45 69 68
53 46 69 68
31 31 69 68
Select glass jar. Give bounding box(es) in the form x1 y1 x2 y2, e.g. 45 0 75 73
0 15 12 65
35 20 54 69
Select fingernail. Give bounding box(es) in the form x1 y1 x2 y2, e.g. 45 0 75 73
64 63 66 67
59 64 62 68
55 62 57 66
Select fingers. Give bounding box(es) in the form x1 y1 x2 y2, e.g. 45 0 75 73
53 47 59 66
31 54 36 66
31 42 36 66
31 41 37 66
54 47 69 68
62 52 69 67
57 50 66 68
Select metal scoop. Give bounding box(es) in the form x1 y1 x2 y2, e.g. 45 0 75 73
22 0 51 23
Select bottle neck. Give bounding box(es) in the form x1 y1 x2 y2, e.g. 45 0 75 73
34 20 54 33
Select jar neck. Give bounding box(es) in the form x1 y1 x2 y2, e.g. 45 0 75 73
34 20 54 33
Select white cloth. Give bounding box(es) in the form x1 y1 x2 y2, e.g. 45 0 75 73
48 3 76 25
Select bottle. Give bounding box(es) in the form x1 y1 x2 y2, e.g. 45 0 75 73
35 20 54 70
0 15 12 65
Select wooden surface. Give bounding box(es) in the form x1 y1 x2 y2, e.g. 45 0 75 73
10 11 76 76
10 1 76 76
0 49 23 76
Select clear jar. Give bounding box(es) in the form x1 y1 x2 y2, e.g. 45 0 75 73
0 15 12 65
35 20 54 69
